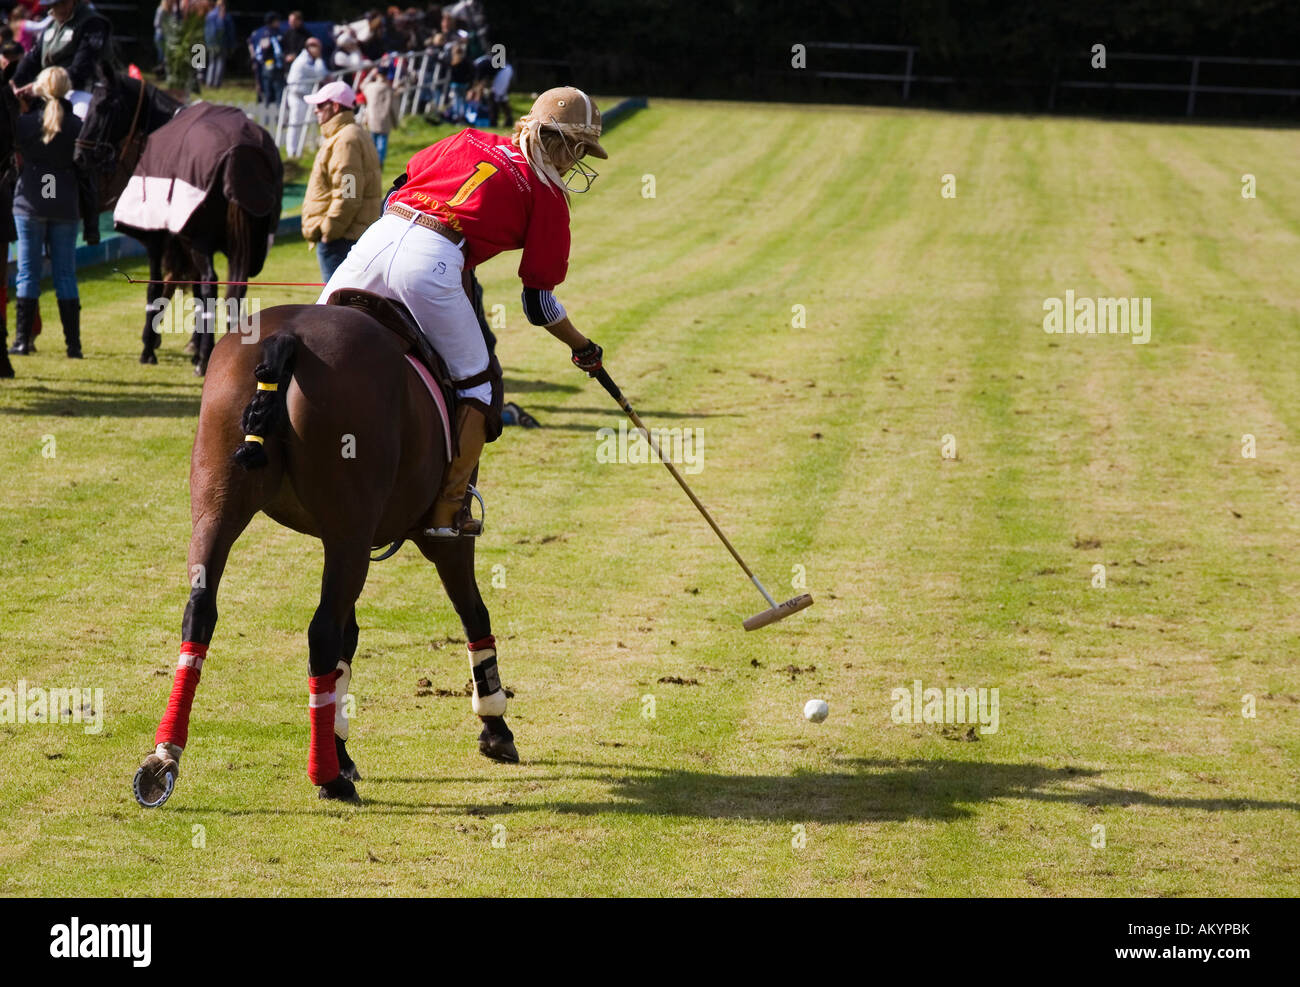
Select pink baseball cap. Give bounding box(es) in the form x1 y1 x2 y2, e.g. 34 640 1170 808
304 81 356 109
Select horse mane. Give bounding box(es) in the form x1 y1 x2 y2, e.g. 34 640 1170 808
131 76 185 133
95 65 185 136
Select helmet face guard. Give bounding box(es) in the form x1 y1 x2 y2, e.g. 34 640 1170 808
562 157 599 193
546 121 600 193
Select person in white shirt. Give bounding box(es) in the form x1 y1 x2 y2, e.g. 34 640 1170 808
284 36 329 156
333 30 365 74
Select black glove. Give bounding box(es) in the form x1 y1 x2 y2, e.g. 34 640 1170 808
571 340 603 375
83 221 100 247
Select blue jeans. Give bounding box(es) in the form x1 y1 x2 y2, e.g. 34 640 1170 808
259 69 285 106
205 53 227 88
448 83 467 120
372 132 388 167
317 238 356 281
15 214 79 301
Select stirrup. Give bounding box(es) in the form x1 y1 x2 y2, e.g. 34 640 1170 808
424 485 485 540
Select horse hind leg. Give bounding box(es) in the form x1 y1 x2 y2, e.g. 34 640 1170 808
418 536 518 764
192 251 219 377
311 540 371 802
135 334 288 807
140 237 166 364
334 608 361 782
134 463 266 807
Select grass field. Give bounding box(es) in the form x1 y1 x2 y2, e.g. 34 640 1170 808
2 99 1298 897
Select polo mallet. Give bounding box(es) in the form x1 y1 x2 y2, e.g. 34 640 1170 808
594 368 813 630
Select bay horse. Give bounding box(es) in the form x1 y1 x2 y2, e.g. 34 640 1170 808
73 66 282 376
132 303 516 807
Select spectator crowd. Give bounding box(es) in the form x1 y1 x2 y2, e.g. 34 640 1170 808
3 0 112 376
147 2 512 131
1 0 519 378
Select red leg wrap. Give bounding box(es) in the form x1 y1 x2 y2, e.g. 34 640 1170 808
468 634 496 652
308 672 340 784
155 642 208 749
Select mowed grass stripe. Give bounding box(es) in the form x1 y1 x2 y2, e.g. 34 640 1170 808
2 102 1298 895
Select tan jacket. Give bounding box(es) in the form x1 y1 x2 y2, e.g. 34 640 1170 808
301 110 382 244
361 78 399 135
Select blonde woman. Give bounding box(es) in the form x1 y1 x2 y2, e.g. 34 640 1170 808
318 87 608 538
9 66 98 358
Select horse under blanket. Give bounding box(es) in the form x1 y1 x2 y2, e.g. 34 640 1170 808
114 101 281 235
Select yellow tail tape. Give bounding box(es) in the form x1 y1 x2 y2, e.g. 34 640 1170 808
256 381 278 392
243 435 265 445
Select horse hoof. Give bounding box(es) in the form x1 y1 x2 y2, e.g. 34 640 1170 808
194 363 207 378
133 754 178 808
479 736 519 763
478 716 519 764
336 736 361 781
140 351 158 365
318 775 361 803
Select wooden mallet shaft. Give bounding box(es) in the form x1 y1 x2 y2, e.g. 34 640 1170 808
594 369 814 630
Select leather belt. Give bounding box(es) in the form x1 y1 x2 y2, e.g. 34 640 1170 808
385 201 465 249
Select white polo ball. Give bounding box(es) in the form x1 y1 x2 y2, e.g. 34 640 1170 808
803 698 829 723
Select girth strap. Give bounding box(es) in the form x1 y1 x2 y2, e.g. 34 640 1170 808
453 367 495 390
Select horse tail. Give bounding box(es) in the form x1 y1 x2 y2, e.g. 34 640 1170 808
225 200 251 284
224 199 272 281
232 332 297 470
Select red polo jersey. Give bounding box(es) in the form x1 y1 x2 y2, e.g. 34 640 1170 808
389 128 571 291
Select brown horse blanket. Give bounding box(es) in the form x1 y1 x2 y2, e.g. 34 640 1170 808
114 101 281 234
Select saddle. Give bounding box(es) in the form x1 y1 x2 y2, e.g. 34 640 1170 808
324 288 504 446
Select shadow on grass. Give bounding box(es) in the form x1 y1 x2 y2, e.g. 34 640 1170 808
533 758 1300 822
0 388 202 418
14 373 200 389
501 375 581 395
180 757 1300 820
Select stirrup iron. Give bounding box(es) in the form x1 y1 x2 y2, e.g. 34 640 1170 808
424 485 485 540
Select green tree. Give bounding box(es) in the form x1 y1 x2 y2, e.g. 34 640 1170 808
163 12 205 93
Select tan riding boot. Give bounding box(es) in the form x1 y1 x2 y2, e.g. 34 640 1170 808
425 403 487 538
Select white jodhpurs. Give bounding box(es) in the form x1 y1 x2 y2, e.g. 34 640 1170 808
318 212 492 404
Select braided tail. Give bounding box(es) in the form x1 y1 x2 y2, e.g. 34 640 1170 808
232 333 297 470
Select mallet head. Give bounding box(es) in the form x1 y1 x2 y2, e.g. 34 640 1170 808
743 593 814 631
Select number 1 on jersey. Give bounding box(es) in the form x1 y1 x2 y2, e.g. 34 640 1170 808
447 162 498 208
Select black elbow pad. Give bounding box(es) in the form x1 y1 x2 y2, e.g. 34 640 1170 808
521 287 566 327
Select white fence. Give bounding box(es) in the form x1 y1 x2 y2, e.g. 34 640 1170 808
797 43 1300 117
235 49 455 159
